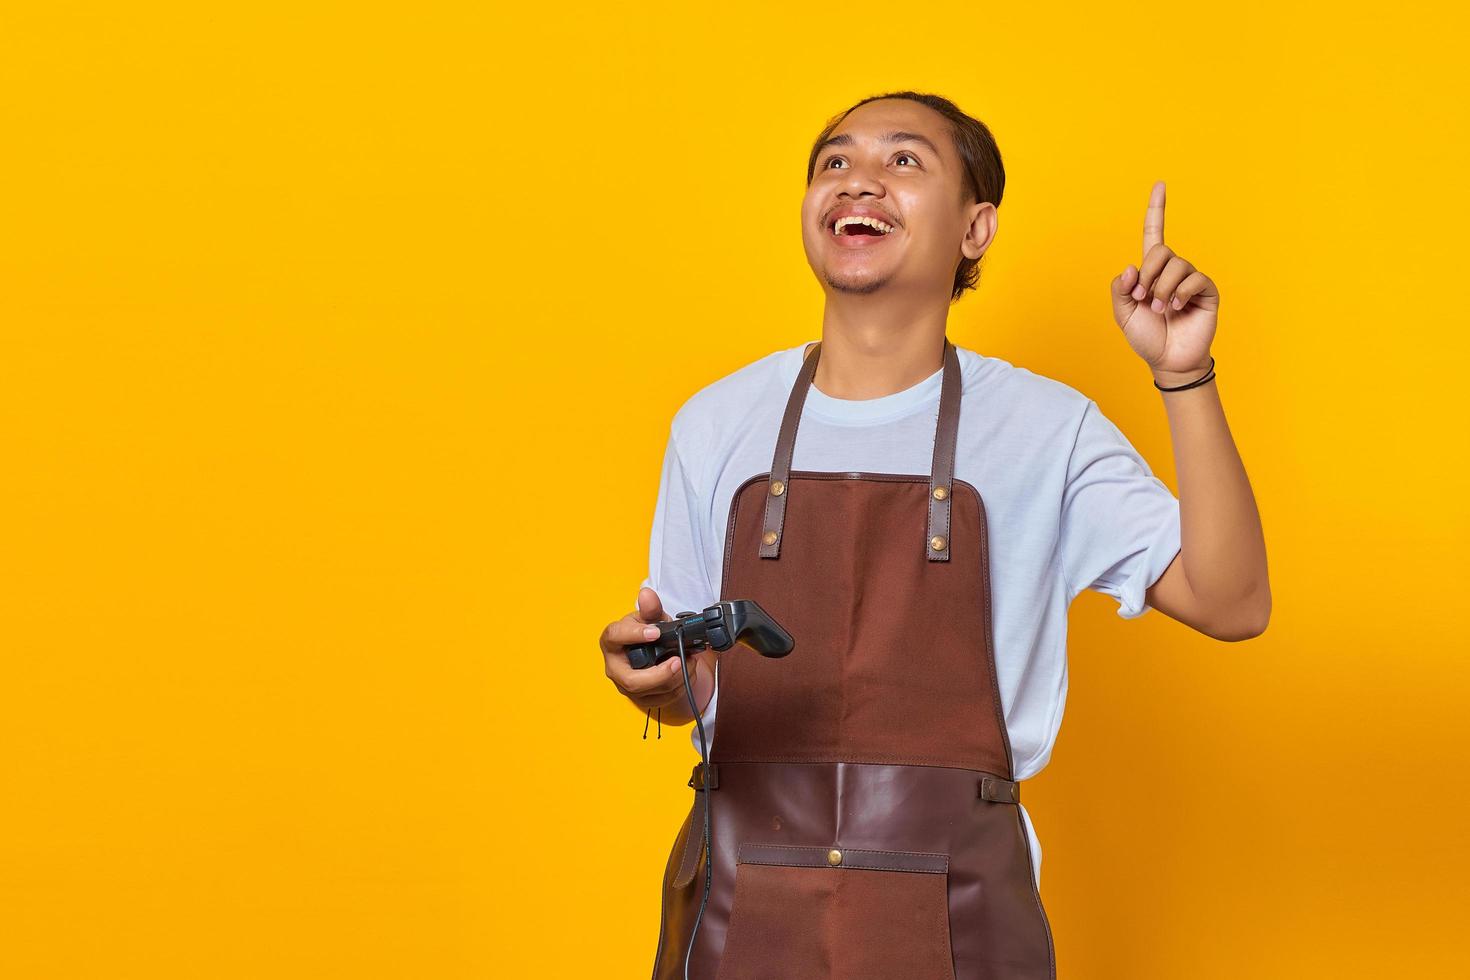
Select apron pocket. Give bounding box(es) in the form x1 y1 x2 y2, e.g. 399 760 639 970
715 843 956 980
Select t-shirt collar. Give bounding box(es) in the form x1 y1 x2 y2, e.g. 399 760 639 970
787 341 945 425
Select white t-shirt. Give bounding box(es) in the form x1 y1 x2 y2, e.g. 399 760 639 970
641 340 1182 887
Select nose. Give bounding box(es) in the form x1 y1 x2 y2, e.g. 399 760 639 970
836 160 886 200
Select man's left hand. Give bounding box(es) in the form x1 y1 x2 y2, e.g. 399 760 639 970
1110 180 1220 386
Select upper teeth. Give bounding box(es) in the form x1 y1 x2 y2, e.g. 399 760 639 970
834 215 894 235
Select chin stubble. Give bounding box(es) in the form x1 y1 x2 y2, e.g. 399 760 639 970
823 269 891 295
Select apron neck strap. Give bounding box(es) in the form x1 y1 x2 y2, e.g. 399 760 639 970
759 338 962 562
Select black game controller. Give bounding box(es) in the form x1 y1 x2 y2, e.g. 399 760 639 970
626 600 794 669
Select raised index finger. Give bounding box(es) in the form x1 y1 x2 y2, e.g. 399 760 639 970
1142 179 1166 255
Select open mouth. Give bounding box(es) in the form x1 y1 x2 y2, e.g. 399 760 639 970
830 215 896 238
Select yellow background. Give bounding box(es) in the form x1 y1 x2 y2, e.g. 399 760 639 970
2 2 1465 977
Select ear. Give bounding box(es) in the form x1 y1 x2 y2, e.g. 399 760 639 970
960 202 997 261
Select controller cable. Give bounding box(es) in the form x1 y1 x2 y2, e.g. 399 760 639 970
676 625 715 980
636 622 717 980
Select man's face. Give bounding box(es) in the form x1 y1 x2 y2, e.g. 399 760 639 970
801 99 981 299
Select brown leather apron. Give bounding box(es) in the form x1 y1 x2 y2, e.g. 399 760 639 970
652 339 1056 980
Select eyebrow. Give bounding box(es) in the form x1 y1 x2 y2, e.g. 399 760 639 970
815 130 943 158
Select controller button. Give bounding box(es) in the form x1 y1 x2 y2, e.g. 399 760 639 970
769 480 785 496
762 530 779 546
932 485 948 500
827 849 843 867
930 535 948 552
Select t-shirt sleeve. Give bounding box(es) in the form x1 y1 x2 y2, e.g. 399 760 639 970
1059 399 1182 619
639 422 721 751
640 422 718 622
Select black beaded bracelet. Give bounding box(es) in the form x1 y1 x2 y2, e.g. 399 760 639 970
1154 356 1216 392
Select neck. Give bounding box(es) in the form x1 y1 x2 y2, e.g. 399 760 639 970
810 288 951 399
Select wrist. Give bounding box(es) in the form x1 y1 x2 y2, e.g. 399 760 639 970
1151 357 1215 390
664 657 714 719
693 658 716 716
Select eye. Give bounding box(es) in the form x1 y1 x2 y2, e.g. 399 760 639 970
825 156 847 170
894 152 920 167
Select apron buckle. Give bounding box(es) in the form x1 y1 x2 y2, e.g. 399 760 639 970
688 762 720 791
979 775 1020 804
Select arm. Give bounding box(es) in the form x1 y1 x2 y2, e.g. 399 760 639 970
600 420 719 726
1111 180 1271 640
1144 375 1270 640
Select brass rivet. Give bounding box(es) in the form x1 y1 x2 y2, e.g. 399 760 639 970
827 849 843 866
930 535 947 552
932 486 948 500
762 530 778 546
770 480 785 496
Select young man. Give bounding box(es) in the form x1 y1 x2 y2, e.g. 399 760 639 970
600 91 1269 979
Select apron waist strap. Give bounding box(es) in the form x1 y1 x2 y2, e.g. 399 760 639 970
690 763 1019 804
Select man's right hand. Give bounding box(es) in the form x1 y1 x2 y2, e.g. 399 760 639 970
600 586 714 719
